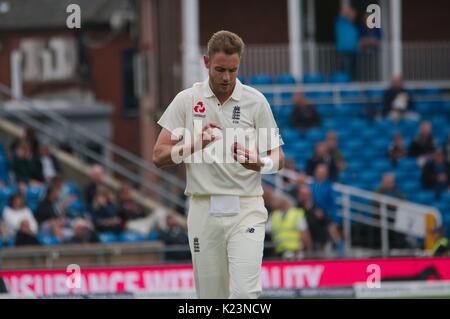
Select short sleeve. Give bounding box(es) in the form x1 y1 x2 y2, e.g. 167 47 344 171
157 91 188 139
255 98 284 153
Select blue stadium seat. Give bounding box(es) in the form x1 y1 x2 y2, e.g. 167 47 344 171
249 74 272 85
303 73 325 84
38 234 61 246
148 230 159 241
237 75 246 84
395 158 418 171
415 191 437 206
65 181 82 197
418 87 442 97
119 231 145 243
370 160 393 173
366 88 384 99
0 185 17 214
275 73 296 84
25 185 45 213
328 72 351 83
99 232 120 244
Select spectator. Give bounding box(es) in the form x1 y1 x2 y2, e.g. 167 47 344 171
290 92 321 131
430 226 449 257
388 133 407 166
50 176 79 218
267 195 312 259
334 5 359 79
409 121 437 166
84 164 104 210
358 12 382 80
325 131 346 172
91 188 122 233
117 183 157 236
10 142 42 187
297 185 335 253
69 218 99 244
3 193 38 242
374 173 410 249
382 75 417 121
35 186 70 242
421 150 449 198
306 142 338 181
262 185 276 213
443 133 450 165
158 214 190 261
15 219 41 246
36 144 61 183
282 158 301 192
375 172 405 202
9 127 40 160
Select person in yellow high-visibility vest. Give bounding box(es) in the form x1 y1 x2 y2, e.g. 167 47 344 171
430 226 449 257
267 195 312 259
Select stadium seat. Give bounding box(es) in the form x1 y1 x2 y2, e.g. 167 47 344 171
99 232 120 244
303 73 325 84
119 231 145 243
366 88 384 99
328 72 351 83
275 73 296 85
25 185 45 213
249 74 272 85
237 75 246 84
38 234 61 246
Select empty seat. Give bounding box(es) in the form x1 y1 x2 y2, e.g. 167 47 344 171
275 73 296 84
98 232 120 244
119 231 145 243
328 72 351 83
250 74 272 85
303 73 325 84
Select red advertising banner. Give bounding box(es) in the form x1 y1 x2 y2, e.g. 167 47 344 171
1 257 449 297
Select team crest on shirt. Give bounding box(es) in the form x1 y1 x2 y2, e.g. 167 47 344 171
193 101 206 118
232 105 240 124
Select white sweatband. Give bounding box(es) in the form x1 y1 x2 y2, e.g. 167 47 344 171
260 157 276 174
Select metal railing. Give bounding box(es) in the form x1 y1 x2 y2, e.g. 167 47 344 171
238 42 450 82
0 83 188 211
263 170 442 257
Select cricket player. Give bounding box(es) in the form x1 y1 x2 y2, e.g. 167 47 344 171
152 30 284 299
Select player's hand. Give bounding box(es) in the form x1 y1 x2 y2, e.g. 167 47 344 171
200 122 222 149
232 142 263 171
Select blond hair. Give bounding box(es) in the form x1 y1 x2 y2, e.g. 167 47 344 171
207 30 245 57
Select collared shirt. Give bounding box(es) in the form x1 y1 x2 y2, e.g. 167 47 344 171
157 78 283 196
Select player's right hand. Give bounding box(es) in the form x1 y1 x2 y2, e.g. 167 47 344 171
201 122 222 149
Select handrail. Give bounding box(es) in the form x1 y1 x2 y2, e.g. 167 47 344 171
0 83 186 190
0 83 187 209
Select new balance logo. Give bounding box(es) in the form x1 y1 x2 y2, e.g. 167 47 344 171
246 228 255 233
193 237 200 252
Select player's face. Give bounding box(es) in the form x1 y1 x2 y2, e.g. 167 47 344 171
204 52 240 97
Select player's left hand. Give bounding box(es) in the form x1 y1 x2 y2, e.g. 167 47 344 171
232 142 263 172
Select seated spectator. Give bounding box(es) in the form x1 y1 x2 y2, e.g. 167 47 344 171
409 121 437 166
10 142 42 188
382 75 418 121
376 172 405 199
267 195 312 259
290 92 321 132
15 219 41 246
9 127 40 160
421 150 449 198
14 219 41 246
84 164 104 210
117 184 157 236
158 214 190 261
36 144 61 183
35 185 71 242
69 218 99 244
325 131 346 172
388 133 407 166
3 193 38 241
374 173 412 249
50 176 79 217
91 188 122 234
306 142 338 181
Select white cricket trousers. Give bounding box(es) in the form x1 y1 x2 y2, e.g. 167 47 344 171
187 195 267 299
